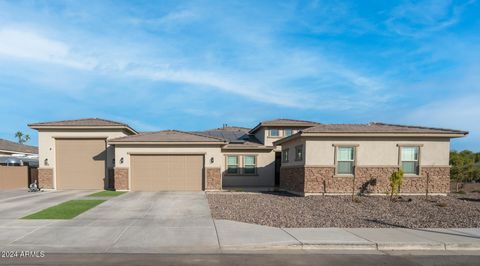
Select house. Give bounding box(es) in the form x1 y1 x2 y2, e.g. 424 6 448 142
0 139 38 167
0 139 38 157
28 118 468 195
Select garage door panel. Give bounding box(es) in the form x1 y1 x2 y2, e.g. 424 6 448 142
131 154 203 191
185 156 203 190
56 139 106 190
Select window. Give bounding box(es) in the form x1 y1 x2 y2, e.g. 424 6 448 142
282 149 289 163
269 129 279 137
336 147 355 175
243 155 257 174
401 146 419 175
295 145 303 161
227 156 239 174
284 128 293 137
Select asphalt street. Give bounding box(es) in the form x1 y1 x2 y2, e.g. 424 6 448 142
1 252 480 266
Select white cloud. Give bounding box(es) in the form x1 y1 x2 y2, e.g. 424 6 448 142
0 27 96 69
127 9 198 28
0 25 390 111
385 0 475 37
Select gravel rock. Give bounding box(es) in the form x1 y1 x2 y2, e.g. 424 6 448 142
207 192 480 228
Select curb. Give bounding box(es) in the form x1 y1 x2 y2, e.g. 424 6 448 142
219 242 480 251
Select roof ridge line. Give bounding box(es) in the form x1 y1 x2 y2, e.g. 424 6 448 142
28 117 127 126
265 118 322 124
92 117 129 126
371 122 466 133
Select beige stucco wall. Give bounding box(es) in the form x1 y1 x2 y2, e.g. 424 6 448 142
114 144 223 168
280 138 306 167
36 129 130 189
221 150 276 187
303 137 451 167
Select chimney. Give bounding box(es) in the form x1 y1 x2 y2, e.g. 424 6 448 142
223 123 228 128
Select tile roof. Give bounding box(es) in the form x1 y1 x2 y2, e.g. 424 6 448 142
0 139 38 154
249 118 320 133
302 122 468 134
29 118 138 134
28 118 129 127
109 130 226 143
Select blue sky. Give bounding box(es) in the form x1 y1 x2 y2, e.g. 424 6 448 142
0 0 479 150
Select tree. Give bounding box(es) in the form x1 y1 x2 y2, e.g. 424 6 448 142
450 151 477 191
15 131 30 144
389 169 404 201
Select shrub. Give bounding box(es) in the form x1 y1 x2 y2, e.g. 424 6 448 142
389 169 404 201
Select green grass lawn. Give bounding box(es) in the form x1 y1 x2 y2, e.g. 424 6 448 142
22 200 105 219
87 191 126 197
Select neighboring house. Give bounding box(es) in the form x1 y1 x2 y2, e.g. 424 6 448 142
0 138 38 157
28 118 468 195
0 138 38 167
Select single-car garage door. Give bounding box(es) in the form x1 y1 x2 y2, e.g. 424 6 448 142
131 154 203 191
56 138 106 190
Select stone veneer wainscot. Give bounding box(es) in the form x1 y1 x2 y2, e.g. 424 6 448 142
280 166 451 195
114 167 129 191
206 167 222 190
37 168 53 189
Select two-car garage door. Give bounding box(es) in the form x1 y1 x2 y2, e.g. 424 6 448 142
131 154 203 191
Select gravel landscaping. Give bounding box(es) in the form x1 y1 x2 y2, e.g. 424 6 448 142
207 192 480 228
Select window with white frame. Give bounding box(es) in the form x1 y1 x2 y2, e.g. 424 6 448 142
282 149 289 162
284 128 293 137
226 155 239 174
336 146 355 175
295 145 303 161
243 155 256 174
400 146 419 175
269 128 279 137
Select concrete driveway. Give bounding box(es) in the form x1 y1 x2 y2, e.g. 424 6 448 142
0 191 219 253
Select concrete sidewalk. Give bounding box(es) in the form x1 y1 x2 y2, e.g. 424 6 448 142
4 219 478 253
214 220 480 251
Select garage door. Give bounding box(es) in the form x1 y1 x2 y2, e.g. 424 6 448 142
131 154 203 191
56 138 106 190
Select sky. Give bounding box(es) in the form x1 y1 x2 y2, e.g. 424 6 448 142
0 0 479 151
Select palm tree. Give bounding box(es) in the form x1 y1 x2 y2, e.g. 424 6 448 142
15 131 24 144
14 131 30 144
